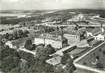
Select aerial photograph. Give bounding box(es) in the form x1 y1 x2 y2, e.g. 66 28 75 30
0 0 105 73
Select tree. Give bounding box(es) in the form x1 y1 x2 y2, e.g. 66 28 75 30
0 35 4 46
36 45 47 62
4 33 9 39
24 39 32 50
13 30 18 39
0 56 20 72
24 30 29 34
18 51 35 66
0 46 5 60
45 44 55 55
7 66 21 73
17 30 23 38
62 37 68 47
0 45 20 61
12 29 23 39
23 30 29 37
24 60 54 73
8 34 14 40
36 44 55 62
30 44 36 51
61 53 76 73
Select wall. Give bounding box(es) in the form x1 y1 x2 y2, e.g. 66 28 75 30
74 68 97 73
74 42 105 73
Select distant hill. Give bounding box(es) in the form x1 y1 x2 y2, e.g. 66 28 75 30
54 9 105 18
0 9 105 24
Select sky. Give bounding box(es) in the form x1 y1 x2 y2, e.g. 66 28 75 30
0 0 105 10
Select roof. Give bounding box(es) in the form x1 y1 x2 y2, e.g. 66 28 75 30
86 28 94 32
64 29 82 35
88 27 101 35
46 56 61 66
88 39 99 46
50 31 62 35
39 33 62 41
69 48 86 56
49 43 77 57
95 34 104 38
64 31 78 35
77 40 90 47
11 37 28 47
19 47 36 55
88 19 100 25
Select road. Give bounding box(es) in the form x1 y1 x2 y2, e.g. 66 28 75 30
39 24 105 27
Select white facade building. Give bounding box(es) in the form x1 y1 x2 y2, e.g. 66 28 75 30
5 41 16 48
67 14 86 22
34 38 62 48
86 31 93 37
94 34 104 41
64 34 80 45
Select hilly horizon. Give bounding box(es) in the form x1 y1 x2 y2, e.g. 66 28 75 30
0 0 105 10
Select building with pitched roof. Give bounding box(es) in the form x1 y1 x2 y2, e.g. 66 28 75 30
34 33 68 49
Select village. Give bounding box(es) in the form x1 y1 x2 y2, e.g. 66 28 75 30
0 10 105 73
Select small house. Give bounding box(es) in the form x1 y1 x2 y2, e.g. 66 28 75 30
94 34 104 41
